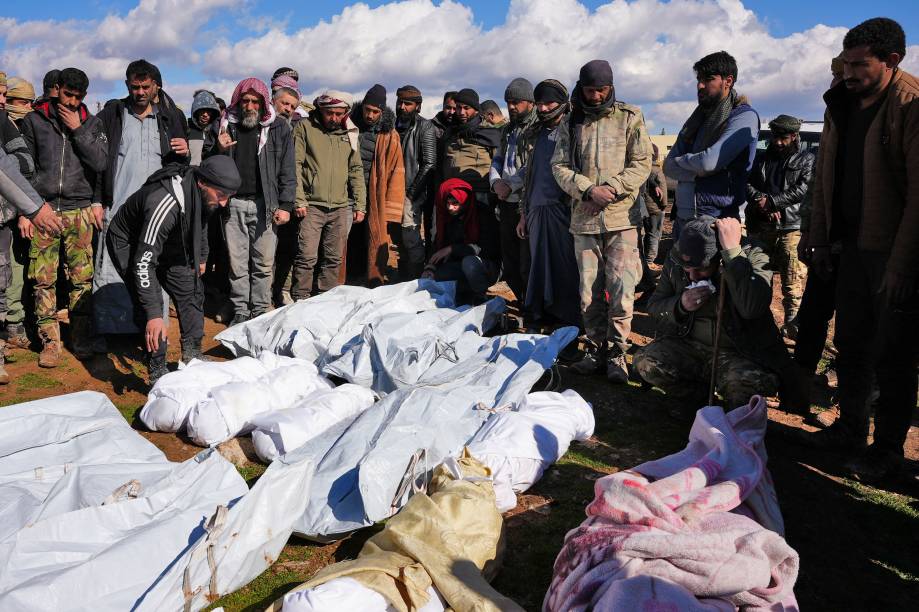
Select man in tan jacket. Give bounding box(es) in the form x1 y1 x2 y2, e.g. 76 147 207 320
552 59 652 383
806 17 919 481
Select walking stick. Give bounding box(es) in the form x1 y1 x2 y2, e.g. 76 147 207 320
708 271 727 405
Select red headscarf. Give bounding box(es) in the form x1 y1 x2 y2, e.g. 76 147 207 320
434 178 478 250
226 77 274 125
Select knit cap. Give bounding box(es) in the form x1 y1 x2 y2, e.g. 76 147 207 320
363 84 387 109
453 88 480 110
504 77 534 102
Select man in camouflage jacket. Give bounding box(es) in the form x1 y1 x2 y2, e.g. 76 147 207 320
551 59 652 382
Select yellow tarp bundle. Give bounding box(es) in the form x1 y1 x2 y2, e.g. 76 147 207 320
270 451 523 612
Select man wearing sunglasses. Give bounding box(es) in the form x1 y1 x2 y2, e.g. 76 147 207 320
105 156 241 384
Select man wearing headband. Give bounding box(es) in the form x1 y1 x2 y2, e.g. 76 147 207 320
106 156 240 384
291 89 365 299
634 216 802 414
394 85 436 279
516 79 580 332
552 59 652 383
745 114 814 339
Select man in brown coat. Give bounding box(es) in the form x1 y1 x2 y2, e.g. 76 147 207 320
806 18 919 481
346 84 405 286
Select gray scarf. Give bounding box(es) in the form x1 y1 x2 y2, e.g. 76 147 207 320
679 89 739 153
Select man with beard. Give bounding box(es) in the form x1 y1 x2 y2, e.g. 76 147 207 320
664 51 759 238
490 77 538 307
347 84 405 286
441 88 501 200
20 68 108 367
106 156 240 384
211 78 294 325
805 18 919 481
187 90 220 166
94 59 190 337
291 90 365 299
552 59 652 383
394 85 436 279
431 91 457 140
273 86 301 125
745 115 814 338
516 79 580 332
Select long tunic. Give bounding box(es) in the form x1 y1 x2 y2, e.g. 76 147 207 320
93 108 165 334
525 125 581 327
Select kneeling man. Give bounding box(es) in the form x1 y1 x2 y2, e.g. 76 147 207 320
634 216 802 411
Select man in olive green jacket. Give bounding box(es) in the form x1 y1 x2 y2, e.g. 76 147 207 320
291 90 366 299
552 59 652 382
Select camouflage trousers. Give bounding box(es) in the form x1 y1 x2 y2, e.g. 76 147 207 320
749 227 805 323
634 335 780 410
29 208 94 330
574 228 642 354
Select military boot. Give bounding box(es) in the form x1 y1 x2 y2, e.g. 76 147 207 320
70 315 95 360
571 342 608 376
0 339 9 385
38 323 63 368
5 323 30 350
181 337 207 363
147 353 169 386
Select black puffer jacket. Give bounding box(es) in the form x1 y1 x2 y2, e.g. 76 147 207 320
20 100 108 210
745 147 815 231
96 91 189 207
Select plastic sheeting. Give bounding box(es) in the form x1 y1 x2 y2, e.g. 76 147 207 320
250 385 378 463
283 326 578 539
467 390 595 512
215 280 457 363
323 298 505 394
281 578 446 612
0 391 313 611
186 362 334 447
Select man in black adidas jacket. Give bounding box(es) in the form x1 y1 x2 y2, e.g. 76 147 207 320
106 156 240 384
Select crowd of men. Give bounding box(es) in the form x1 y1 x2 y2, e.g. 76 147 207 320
0 16 915 481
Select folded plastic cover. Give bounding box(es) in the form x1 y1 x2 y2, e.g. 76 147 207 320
0 391 313 611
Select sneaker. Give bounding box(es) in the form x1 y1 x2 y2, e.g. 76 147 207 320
845 445 904 483
570 344 607 375
214 302 235 324
5 323 30 349
607 352 630 384
229 313 249 327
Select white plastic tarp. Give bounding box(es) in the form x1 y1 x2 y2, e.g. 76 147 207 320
250 384 378 463
285 326 578 539
322 298 505 394
0 391 313 611
186 361 334 447
215 280 456 363
466 390 595 511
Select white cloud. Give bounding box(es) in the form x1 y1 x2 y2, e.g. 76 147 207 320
2 0 917 129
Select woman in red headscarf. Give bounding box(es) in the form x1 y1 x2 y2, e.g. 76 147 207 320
422 178 500 303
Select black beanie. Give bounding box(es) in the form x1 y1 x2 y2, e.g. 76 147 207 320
579 59 614 87
363 83 387 109
534 79 569 104
453 88 480 111
678 216 719 268
197 156 242 192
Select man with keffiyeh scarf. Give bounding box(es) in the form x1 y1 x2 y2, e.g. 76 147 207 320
664 51 759 239
552 59 652 384
208 77 295 326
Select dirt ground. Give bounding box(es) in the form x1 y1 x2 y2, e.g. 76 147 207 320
3 245 918 610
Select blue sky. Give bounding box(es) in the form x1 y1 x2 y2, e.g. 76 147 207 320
3 0 916 37
2 0 917 131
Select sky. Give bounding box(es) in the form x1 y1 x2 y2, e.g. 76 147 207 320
2 0 917 132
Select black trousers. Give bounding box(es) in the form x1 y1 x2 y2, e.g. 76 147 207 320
833 245 918 452
497 199 530 303
793 256 838 373
126 264 204 359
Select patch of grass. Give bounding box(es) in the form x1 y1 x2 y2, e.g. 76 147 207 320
14 371 62 391
870 558 919 583
237 463 268 486
208 542 318 611
114 401 142 424
848 480 919 520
